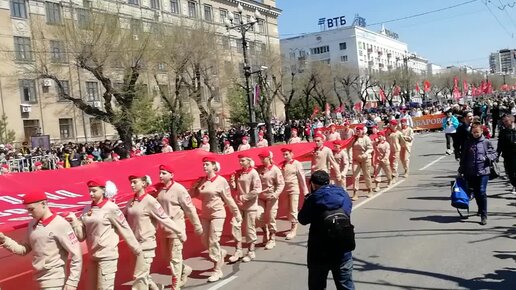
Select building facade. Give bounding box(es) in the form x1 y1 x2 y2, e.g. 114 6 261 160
0 0 281 144
489 49 516 75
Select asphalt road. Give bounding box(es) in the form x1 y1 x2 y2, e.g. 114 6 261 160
156 132 516 290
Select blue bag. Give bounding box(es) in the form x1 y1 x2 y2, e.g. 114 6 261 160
451 178 469 217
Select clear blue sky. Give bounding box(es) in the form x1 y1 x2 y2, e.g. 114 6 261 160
276 0 516 69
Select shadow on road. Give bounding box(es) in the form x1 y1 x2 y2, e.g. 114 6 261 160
407 196 450 201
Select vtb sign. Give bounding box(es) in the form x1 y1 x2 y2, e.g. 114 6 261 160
318 16 347 30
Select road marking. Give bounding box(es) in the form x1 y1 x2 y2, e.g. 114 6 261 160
418 155 446 171
354 179 406 210
207 276 238 290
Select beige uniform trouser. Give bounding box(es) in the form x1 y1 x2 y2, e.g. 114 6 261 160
352 158 372 190
201 218 225 262
85 258 117 290
258 198 278 234
132 249 160 290
390 150 400 177
166 238 184 289
400 145 411 173
231 210 257 245
374 160 393 183
331 163 349 188
284 186 300 224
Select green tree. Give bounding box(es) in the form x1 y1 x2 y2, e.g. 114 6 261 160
227 85 249 126
0 114 16 144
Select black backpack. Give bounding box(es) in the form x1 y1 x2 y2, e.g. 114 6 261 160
320 207 356 252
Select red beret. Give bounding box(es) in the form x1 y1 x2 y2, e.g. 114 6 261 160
22 191 47 204
291 128 298 133
242 136 249 141
159 164 174 174
390 120 398 126
330 124 336 129
238 153 252 159
280 147 293 153
224 140 230 145
332 140 342 145
355 124 365 130
112 153 120 158
1 164 8 169
400 119 408 124
372 125 378 129
202 135 209 140
314 132 325 139
202 156 217 163
57 161 64 165
87 155 94 159
343 121 350 126
34 161 42 167
162 138 169 144
258 150 271 158
87 179 104 187
128 174 145 181
258 132 264 137
377 131 385 136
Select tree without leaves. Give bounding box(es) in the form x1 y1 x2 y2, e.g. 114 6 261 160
333 64 360 110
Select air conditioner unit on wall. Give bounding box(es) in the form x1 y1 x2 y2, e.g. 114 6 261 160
20 104 31 113
42 79 53 87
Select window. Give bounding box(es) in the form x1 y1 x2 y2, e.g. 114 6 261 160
90 118 103 137
50 40 66 63
59 118 74 139
57 80 70 100
14 36 32 61
258 19 265 34
19 79 37 103
10 0 27 18
340 55 348 62
157 63 166 71
204 5 213 22
23 120 40 140
219 9 227 23
130 19 143 33
45 2 62 25
309 45 330 55
86 81 99 101
128 0 138 5
150 0 160 9
339 42 347 50
188 1 197 18
170 0 180 14
77 8 91 29
234 13 241 24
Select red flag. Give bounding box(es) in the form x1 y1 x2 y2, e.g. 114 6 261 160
393 86 401 96
353 102 362 112
423 80 431 92
462 80 468 93
415 83 420 93
339 104 345 113
453 87 461 100
487 80 493 94
501 84 510 91
379 88 386 101
453 76 458 89
481 80 487 93
311 105 320 119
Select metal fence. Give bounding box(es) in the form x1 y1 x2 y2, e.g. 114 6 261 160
1 155 60 173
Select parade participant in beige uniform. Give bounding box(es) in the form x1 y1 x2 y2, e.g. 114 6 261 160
223 140 234 154
67 180 141 290
387 120 406 179
34 161 43 171
280 147 309 240
340 121 355 160
1 164 10 174
373 131 393 191
256 150 285 250
288 128 302 144
125 174 185 290
327 124 341 141
351 124 373 200
311 133 341 179
190 157 241 282
238 136 251 151
0 192 82 290
229 153 262 263
256 132 269 148
156 164 203 289
162 138 174 153
331 140 349 188
400 119 414 177
200 136 210 152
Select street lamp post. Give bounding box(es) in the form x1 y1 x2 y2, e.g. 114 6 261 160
224 3 263 146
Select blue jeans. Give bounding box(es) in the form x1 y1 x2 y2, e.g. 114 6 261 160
465 175 489 218
308 254 354 290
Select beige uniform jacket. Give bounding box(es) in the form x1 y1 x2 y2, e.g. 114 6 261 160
257 165 285 200
200 143 210 152
281 159 308 195
288 137 302 144
327 132 341 141
157 181 202 239
375 141 391 162
191 175 240 219
238 144 251 151
235 168 262 211
332 149 349 175
387 130 406 153
224 146 235 154
72 200 141 260
401 127 415 149
352 136 373 161
256 139 269 148
1 214 82 288
125 193 185 251
340 128 355 140
311 146 340 174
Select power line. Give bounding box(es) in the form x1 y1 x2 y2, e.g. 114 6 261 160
497 0 516 29
482 0 514 37
495 0 516 9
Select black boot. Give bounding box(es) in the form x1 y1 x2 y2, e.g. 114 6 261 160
480 216 487 226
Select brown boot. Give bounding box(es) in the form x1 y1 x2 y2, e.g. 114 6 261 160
285 223 298 240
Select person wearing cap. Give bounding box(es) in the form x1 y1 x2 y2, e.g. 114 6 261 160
66 180 141 290
327 124 341 141
229 153 262 263
56 161 65 169
373 131 393 192
223 140 234 154
0 192 82 290
111 153 120 162
156 164 203 289
387 119 406 179
200 136 211 152
351 124 373 200
288 128 302 144
340 121 355 161
125 174 185 290
332 140 349 189
84 154 95 165
280 147 309 240
190 157 241 282
256 132 269 148
238 136 251 151
1 164 9 175
400 119 414 177
162 138 174 153
34 161 43 171
311 132 341 179
256 150 285 250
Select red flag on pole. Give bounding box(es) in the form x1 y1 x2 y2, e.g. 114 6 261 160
393 86 401 96
481 80 487 93
353 102 362 112
379 88 386 102
487 80 493 94
423 80 431 92
453 76 458 90
462 80 468 93
453 87 461 100
415 83 420 93
311 105 320 119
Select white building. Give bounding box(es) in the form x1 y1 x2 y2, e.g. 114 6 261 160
490 49 516 75
427 63 443 75
281 23 426 75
